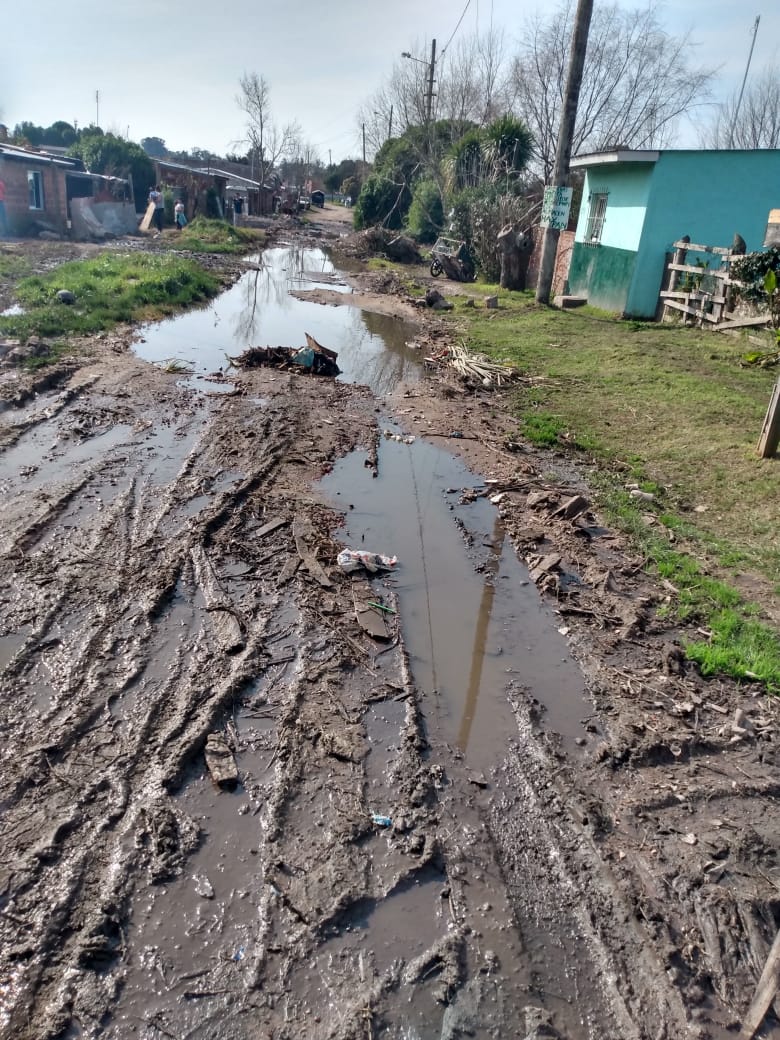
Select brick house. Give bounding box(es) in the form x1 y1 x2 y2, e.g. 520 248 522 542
0 143 133 238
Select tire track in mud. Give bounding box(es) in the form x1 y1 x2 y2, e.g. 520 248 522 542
0 385 305 1039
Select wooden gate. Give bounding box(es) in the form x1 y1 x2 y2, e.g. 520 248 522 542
659 239 771 331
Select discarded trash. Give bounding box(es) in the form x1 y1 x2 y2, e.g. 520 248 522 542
204 733 239 789
337 549 397 573
367 601 396 614
382 429 415 444
232 945 245 962
371 813 392 827
230 333 339 377
193 873 215 899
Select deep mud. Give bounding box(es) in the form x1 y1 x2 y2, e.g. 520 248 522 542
0 219 779 1040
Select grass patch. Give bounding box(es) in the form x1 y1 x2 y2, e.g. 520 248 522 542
0 252 221 339
167 217 265 254
0 253 33 282
595 480 780 688
444 298 780 689
454 300 780 586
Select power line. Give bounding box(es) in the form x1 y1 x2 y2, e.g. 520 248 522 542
441 0 472 57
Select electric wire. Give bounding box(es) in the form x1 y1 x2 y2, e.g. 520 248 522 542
441 0 473 57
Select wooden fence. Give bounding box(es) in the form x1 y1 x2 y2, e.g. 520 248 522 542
659 239 771 331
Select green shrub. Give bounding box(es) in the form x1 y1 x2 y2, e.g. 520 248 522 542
406 179 444 243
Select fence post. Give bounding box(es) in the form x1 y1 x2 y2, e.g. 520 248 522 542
758 377 780 458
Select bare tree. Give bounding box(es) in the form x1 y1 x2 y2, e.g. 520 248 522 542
513 0 715 180
236 73 301 186
358 29 514 160
701 65 780 149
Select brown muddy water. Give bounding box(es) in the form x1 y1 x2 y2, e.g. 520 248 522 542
133 245 422 396
320 427 590 765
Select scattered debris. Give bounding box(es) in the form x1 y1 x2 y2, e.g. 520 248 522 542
336 549 398 574
426 340 518 389
371 813 392 827
204 733 239 790
230 333 339 377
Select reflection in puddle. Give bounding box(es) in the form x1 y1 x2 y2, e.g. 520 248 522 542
134 246 421 396
321 433 589 763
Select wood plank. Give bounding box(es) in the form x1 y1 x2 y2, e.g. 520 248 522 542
666 263 729 277
660 290 727 305
256 517 289 539
662 299 719 322
672 240 733 256
757 378 780 459
740 926 780 1039
292 518 333 588
139 201 156 232
352 584 391 640
717 313 772 330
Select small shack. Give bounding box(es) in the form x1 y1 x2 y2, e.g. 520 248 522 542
0 143 134 239
151 159 228 222
567 148 780 317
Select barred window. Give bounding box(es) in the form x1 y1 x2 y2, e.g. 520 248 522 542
584 192 608 243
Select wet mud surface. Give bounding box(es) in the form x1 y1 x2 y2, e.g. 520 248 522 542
1 225 779 1040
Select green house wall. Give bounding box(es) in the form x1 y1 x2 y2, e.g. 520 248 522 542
571 150 780 317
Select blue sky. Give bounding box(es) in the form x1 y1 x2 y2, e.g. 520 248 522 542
2 0 778 162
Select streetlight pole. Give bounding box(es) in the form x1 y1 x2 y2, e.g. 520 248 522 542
402 42 437 126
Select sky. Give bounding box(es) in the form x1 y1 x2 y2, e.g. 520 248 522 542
2 0 779 163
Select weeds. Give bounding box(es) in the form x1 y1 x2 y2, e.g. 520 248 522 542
166 218 265 255
0 253 220 339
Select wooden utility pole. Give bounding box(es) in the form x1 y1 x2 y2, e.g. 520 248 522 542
362 123 366 175
729 16 761 148
536 0 593 304
388 104 394 140
426 40 437 124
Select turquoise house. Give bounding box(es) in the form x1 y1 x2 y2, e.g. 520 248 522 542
567 149 780 318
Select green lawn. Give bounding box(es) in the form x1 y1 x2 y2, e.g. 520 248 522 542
0 252 222 340
446 288 780 688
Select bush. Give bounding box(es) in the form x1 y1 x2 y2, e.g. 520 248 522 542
406 179 444 243
450 186 533 281
354 174 408 231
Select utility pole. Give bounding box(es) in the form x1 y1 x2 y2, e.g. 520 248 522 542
536 0 593 304
328 148 332 167
426 39 437 124
362 123 366 174
388 104 394 140
729 15 761 148
95 90 100 127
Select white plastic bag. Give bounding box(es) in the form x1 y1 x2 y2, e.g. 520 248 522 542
337 549 398 574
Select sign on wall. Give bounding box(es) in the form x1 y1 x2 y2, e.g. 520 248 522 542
540 186 573 231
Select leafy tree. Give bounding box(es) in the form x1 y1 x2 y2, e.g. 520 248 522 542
354 174 406 230
141 136 167 158
69 131 155 206
406 179 444 242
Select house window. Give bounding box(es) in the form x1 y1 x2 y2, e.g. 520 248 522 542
28 171 44 210
585 192 608 243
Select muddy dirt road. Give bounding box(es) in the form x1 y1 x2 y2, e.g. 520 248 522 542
1 219 779 1040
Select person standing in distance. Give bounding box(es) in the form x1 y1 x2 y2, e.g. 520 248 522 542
149 185 164 233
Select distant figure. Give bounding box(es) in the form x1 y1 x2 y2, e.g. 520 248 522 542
233 196 243 215
148 186 164 233
174 200 187 230
0 177 7 237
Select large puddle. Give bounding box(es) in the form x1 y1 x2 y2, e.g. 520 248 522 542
134 245 422 396
321 427 590 765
